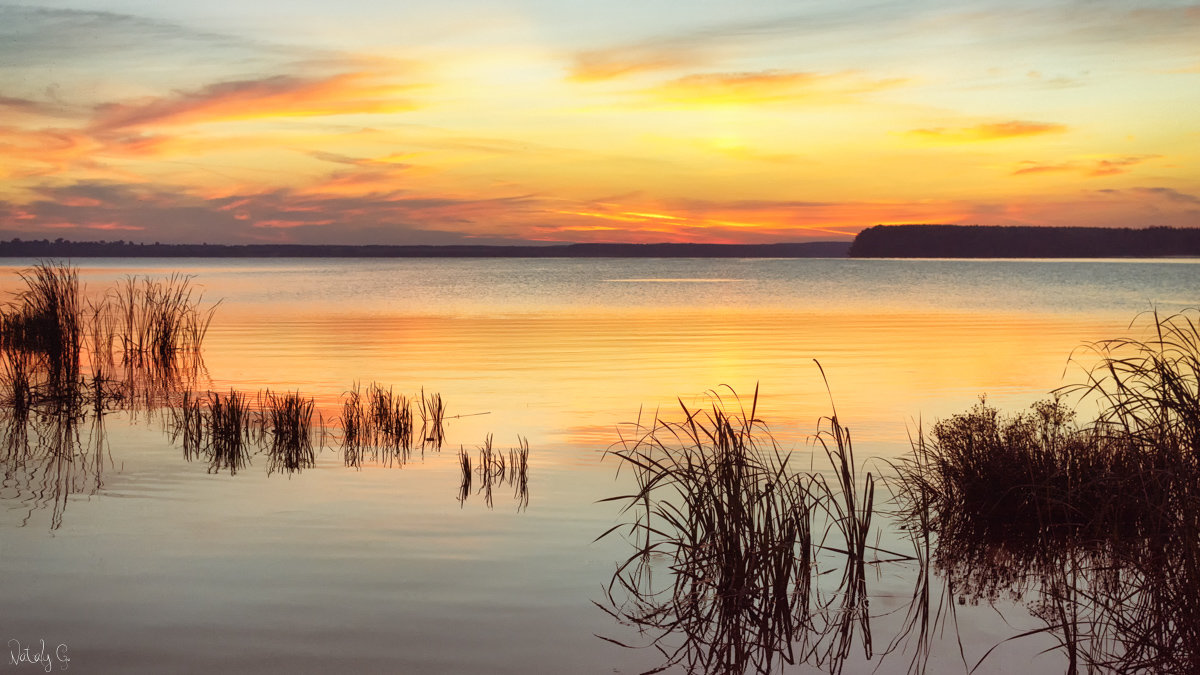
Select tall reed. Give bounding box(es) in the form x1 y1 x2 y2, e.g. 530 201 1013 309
0 262 82 389
110 273 217 367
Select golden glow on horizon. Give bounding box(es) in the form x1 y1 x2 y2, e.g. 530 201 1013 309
0 2 1197 244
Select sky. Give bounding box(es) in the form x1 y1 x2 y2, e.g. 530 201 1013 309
0 0 1198 245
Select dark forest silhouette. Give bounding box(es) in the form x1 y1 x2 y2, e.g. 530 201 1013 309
7 226 1199 258
0 239 850 258
850 224 1200 258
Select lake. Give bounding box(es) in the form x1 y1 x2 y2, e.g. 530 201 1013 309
1 257 1196 674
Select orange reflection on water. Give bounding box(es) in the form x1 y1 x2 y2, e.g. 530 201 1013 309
198 306 1119 461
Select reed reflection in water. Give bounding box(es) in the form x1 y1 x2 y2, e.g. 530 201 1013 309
597 382 897 674
1 263 518 531
2 258 1195 673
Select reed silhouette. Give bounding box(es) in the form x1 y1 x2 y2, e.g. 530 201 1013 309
419 388 445 449
457 434 530 510
0 262 214 417
260 390 319 476
596 380 893 674
893 310 1200 673
339 382 429 467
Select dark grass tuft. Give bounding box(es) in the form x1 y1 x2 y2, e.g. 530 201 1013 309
172 388 252 475
599 385 823 673
339 382 443 467
893 310 1200 673
261 389 317 475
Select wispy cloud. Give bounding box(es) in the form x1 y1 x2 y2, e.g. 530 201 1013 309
1013 155 1158 177
565 5 917 82
92 72 420 131
1 179 546 245
910 121 1068 143
569 44 710 82
643 70 905 105
1127 186 1200 205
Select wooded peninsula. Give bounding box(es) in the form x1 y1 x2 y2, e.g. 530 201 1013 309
849 225 1200 258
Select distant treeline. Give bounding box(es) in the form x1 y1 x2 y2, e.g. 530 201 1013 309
0 239 851 259
850 225 1200 258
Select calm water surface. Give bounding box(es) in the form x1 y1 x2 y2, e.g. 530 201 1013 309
0 257 1195 673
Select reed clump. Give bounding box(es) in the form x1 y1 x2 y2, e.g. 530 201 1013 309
0 262 217 416
457 435 530 510
457 446 473 506
339 382 444 467
420 388 445 448
893 310 1200 673
260 389 317 475
109 273 217 368
0 262 82 388
598 385 822 673
477 433 502 507
368 383 413 455
172 389 252 475
895 398 1148 549
510 435 529 510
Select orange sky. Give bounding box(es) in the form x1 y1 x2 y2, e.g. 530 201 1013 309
0 1 1197 244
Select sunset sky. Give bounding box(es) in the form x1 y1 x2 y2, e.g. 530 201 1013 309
1 1 1198 245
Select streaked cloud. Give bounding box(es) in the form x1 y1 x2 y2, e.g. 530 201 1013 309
0 179 545 244
910 121 1068 143
1126 186 1200 205
569 44 710 82
1013 155 1158 177
92 72 420 132
643 70 906 106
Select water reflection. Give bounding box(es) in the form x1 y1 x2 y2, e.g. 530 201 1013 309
0 263 520 530
1 394 110 531
927 506 1200 673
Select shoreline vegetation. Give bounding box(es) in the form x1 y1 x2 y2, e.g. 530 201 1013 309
850 224 1200 258
0 239 850 258
2 225 1199 259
